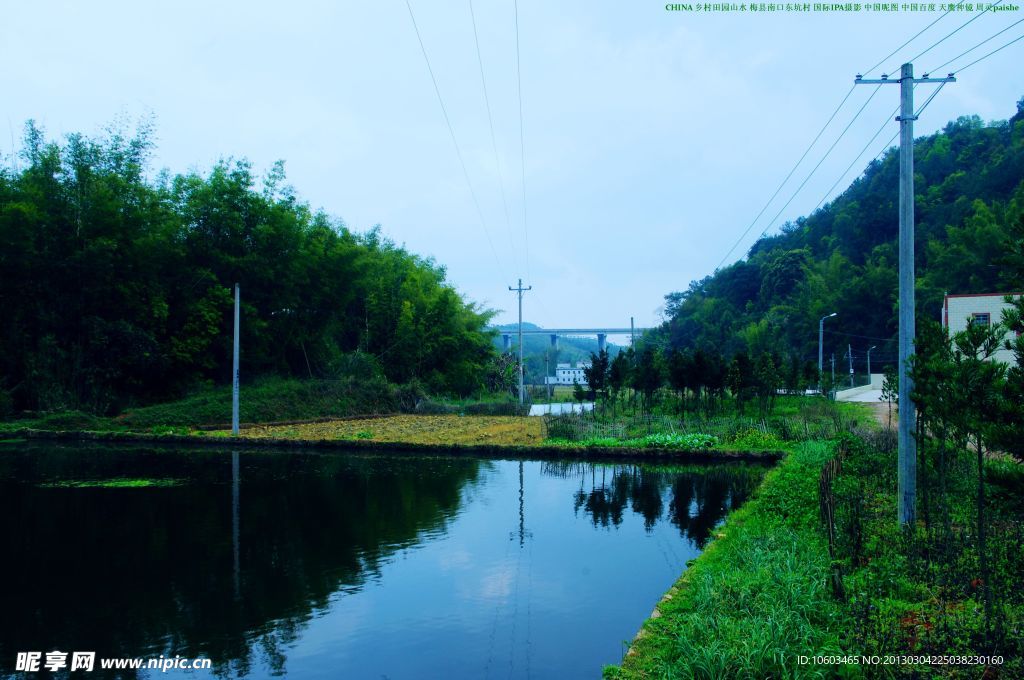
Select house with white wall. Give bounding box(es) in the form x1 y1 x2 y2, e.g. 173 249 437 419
941 292 1021 364
546 362 590 386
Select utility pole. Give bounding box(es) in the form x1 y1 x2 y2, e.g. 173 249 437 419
848 343 854 389
509 278 532 405
856 64 955 527
819 312 837 394
545 353 551 401
232 283 240 436
830 352 835 396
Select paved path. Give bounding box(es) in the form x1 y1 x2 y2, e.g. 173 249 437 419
839 388 884 402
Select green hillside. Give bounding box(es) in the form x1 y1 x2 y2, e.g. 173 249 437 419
657 97 1024 369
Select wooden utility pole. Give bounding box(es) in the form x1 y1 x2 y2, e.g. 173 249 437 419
856 64 955 527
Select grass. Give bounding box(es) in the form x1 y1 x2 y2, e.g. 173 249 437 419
547 432 721 451
607 410 1024 679
38 478 184 488
115 377 398 428
234 414 546 446
605 440 847 679
0 377 530 433
544 395 863 447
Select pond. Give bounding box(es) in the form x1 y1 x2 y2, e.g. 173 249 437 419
0 442 768 678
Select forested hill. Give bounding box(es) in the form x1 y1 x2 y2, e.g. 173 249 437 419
0 122 496 414
659 97 1024 367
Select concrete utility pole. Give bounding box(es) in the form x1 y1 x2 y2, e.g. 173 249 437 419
509 279 532 405
848 343 854 389
232 283 240 436
856 63 955 527
830 353 835 394
819 312 837 393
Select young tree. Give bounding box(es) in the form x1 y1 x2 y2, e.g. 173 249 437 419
666 349 692 414
754 352 780 416
608 350 632 415
584 349 610 409
949 320 1007 641
880 366 898 430
631 347 664 415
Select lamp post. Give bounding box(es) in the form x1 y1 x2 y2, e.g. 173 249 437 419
818 312 837 394
867 345 877 378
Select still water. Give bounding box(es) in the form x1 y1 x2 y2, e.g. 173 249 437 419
0 443 767 679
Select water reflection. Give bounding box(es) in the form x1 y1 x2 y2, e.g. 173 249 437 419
545 462 762 547
0 444 483 677
0 443 767 678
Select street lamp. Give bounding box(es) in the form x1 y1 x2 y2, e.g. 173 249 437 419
818 312 837 394
867 345 877 378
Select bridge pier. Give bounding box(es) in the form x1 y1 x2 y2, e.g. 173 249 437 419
597 333 607 352
550 334 559 350
503 334 512 352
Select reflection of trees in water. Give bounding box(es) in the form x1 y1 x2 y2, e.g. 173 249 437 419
0 446 484 677
544 462 766 546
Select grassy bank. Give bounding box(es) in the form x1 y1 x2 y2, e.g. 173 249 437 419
607 428 1024 678
606 440 846 679
0 377 528 434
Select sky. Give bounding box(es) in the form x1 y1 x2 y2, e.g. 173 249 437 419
2 1 1022 331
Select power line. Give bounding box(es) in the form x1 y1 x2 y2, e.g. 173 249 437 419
469 0 518 266
899 0 1006 68
862 9 954 77
929 16 1024 74
404 0 508 280
513 0 530 283
714 84 857 270
811 103 900 214
814 77 950 213
741 84 884 252
950 30 1024 74
715 10 970 272
914 81 948 117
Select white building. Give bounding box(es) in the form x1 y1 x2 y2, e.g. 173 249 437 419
941 292 1021 364
546 361 590 386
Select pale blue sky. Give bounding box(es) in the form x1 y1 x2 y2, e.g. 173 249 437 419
2 1 1021 328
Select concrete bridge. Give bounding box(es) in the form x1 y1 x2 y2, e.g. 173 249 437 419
493 327 650 353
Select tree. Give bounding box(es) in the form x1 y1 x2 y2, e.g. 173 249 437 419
949 320 1007 642
584 349 610 408
880 366 898 430
608 350 632 415
631 347 664 415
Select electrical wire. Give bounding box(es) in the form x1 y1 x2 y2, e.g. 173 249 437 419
513 0 531 284
929 16 1024 74
815 77 947 213
404 0 508 281
897 0 1006 70
714 84 858 270
950 30 1024 74
741 85 885 253
469 0 518 265
810 103 900 214
862 9 954 77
